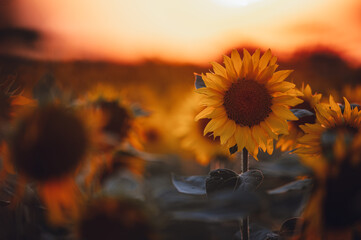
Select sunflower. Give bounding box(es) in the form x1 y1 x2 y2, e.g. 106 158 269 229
295 96 361 174
195 49 302 158
82 84 142 151
296 97 361 239
9 104 89 224
276 84 322 151
79 84 145 190
174 93 229 165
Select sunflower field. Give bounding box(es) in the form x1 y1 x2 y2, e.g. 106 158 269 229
0 47 361 240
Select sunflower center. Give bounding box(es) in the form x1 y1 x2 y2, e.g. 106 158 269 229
223 79 272 127
98 100 131 141
11 105 88 181
321 125 359 162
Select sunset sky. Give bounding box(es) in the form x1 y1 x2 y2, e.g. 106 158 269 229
9 0 361 65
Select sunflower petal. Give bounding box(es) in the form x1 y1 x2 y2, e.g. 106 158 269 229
273 95 303 107
231 49 242 77
252 49 261 70
216 120 236 145
235 126 249 150
195 107 215 121
203 116 228 135
343 97 352 122
269 70 294 84
224 55 237 82
271 105 298 120
211 61 227 78
259 49 272 72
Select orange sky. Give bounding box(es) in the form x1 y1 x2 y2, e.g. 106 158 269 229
11 0 361 65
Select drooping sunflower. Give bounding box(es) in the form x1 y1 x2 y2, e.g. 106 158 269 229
276 84 322 152
79 84 145 189
174 93 229 165
296 97 361 239
9 104 89 224
82 84 143 151
195 49 302 158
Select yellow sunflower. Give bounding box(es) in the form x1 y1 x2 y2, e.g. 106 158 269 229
296 98 361 239
296 96 361 175
82 84 143 151
195 49 302 158
9 104 89 224
79 84 145 189
276 84 322 151
174 93 229 165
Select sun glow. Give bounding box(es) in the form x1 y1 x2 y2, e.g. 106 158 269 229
10 0 361 65
212 0 263 7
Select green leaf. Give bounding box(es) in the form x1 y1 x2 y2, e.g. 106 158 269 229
290 109 314 119
194 74 206 89
267 179 312 194
229 144 238 154
171 174 207 195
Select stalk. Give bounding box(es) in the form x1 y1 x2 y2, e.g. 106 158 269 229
241 148 249 240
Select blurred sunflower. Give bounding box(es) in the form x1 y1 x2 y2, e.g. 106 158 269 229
195 49 302 158
138 104 179 155
276 84 322 151
297 100 361 239
174 93 229 165
79 84 145 189
83 84 142 151
0 77 35 181
296 96 361 173
9 104 88 224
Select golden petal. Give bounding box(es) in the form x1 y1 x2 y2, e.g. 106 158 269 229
211 61 227 78
268 70 294 84
223 55 237 82
267 81 296 93
271 104 298 120
195 107 215 121
235 126 249 151
343 97 351 122
265 114 289 134
252 49 261 70
231 49 242 77
258 49 272 72
203 116 228 135
217 120 236 145
260 121 278 140
257 64 278 83
272 95 303 107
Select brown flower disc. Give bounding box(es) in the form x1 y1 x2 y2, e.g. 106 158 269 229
11 105 88 181
223 79 272 127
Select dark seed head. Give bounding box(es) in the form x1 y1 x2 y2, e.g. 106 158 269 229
97 100 131 142
10 104 88 181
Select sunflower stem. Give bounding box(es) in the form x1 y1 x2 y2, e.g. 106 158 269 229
242 148 249 173
241 148 249 240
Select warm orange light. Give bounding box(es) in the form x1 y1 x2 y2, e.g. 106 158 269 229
12 0 361 65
